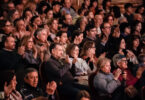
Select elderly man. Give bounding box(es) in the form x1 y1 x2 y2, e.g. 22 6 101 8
19 68 58 100
41 43 88 100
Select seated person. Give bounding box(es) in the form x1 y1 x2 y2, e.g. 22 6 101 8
41 43 88 100
112 54 143 99
19 68 58 100
66 43 91 85
93 57 121 99
0 70 22 100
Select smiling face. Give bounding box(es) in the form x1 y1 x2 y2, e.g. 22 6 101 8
71 46 79 58
26 37 33 50
117 57 128 69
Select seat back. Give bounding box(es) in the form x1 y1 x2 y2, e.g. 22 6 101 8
88 72 99 100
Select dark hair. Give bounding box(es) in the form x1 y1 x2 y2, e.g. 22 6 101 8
0 19 10 28
49 43 61 53
104 14 114 22
37 1 50 14
100 22 109 29
31 15 39 25
131 20 142 34
111 6 121 18
124 3 133 10
24 68 38 78
135 5 144 14
1 35 14 48
66 43 78 56
102 0 111 10
138 53 145 63
14 17 23 27
119 22 130 33
86 23 95 31
71 30 83 42
44 7 53 14
52 1 61 6
0 70 15 91
22 8 33 18
127 35 140 50
56 30 67 37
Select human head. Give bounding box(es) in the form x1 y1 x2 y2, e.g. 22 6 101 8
7 1 15 10
35 28 48 43
119 38 126 50
72 30 84 44
56 31 68 44
24 68 38 88
49 19 58 32
96 57 111 74
63 14 72 25
64 0 71 8
94 14 103 26
3 35 15 50
86 24 97 39
131 20 142 35
50 43 63 59
8 9 20 22
133 13 143 22
111 25 120 38
113 54 127 69
119 22 131 36
135 5 145 14
80 40 95 57
104 14 114 26
14 18 26 31
31 16 42 27
52 1 61 13
77 90 90 100
128 35 140 50
66 43 79 58
0 19 13 34
0 70 16 91
102 0 111 10
75 16 88 31
111 6 121 18
101 22 111 36
45 8 53 19
22 8 33 19
124 3 133 14
138 54 145 65
20 36 34 50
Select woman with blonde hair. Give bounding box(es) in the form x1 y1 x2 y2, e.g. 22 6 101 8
93 57 121 100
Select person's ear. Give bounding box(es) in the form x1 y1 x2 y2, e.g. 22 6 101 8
117 61 121 67
52 49 55 55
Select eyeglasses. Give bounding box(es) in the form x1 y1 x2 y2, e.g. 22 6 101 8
121 60 128 63
5 24 12 27
104 26 111 29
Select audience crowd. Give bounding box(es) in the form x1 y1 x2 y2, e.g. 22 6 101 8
0 0 145 100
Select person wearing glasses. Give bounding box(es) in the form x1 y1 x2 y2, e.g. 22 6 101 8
112 54 144 99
